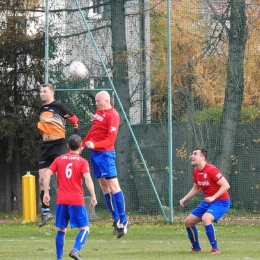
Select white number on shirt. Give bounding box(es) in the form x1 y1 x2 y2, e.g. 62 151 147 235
65 163 73 178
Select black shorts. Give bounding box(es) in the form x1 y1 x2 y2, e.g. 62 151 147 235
38 138 68 169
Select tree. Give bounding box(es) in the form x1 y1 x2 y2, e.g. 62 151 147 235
0 1 45 211
215 0 247 176
110 0 138 210
150 0 248 177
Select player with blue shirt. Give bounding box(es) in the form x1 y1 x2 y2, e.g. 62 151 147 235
43 134 97 260
180 148 231 254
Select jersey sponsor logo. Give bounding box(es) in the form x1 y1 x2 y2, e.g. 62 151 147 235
41 111 53 121
110 126 116 132
94 113 104 122
216 173 222 179
198 181 210 186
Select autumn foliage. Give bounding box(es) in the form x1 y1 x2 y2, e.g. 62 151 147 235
150 0 260 122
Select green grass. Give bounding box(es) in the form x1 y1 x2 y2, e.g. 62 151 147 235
0 216 259 260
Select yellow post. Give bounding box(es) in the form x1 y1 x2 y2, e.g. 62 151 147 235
22 171 36 223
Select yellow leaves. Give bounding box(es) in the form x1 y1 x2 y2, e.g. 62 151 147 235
150 0 260 121
193 57 226 106
231 154 238 165
251 184 260 190
175 142 189 160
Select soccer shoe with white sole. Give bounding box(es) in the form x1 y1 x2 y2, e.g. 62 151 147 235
38 212 53 227
117 220 130 239
69 249 81 260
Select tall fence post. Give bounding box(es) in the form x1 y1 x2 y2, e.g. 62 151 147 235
22 171 36 223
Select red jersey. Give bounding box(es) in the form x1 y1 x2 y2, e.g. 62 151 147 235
82 107 120 151
193 163 230 200
48 152 90 205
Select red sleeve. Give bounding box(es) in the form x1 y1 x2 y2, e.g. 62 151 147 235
68 114 78 124
81 159 90 174
68 115 81 136
93 132 117 149
48 158 58 173
82 131 91 147
193 168 197 183
209 168 223 183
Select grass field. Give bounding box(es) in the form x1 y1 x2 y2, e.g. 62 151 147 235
0 215 259 260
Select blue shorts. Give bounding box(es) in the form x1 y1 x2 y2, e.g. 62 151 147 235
55 205 89 229
191 199 231 223
90 150 117 179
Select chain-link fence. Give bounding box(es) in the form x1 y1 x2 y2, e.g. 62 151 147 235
44 0 260 224
1 0 260 224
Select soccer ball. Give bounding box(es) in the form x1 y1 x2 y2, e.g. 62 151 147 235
68 61 89 79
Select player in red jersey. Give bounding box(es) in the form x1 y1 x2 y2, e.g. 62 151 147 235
180 148 231 254
38 83 81 227
82 90 129 239
43 134 97 260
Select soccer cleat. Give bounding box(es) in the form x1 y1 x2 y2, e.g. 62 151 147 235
210 248 221 254
191 248 202 252
117 220 130 239
38 212 53 227
69 249 81 260
112 219 120 235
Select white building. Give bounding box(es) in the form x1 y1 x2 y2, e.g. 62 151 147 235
47 0 151 124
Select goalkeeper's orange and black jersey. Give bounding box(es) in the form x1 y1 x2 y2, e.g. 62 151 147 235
38 101 80 138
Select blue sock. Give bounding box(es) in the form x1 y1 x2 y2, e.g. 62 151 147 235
42 208 50 213
205 224 218 250
73 229 89 252
114 191 127 224
186 226 201 251
104 192 119 220
56 231 65 260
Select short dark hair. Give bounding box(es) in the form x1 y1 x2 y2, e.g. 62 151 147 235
68 134 81 151
41 83 55 92
193 148 208 159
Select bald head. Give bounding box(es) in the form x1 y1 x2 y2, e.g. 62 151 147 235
96 91 110 101
95 91 112 111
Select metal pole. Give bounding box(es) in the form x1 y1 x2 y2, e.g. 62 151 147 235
44 0 49 83
167 0 173 223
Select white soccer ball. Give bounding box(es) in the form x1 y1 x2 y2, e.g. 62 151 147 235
68 61 89 79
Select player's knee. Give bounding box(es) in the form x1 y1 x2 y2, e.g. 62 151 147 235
80 226 89 233
184 218 192 228
201 213 214 225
